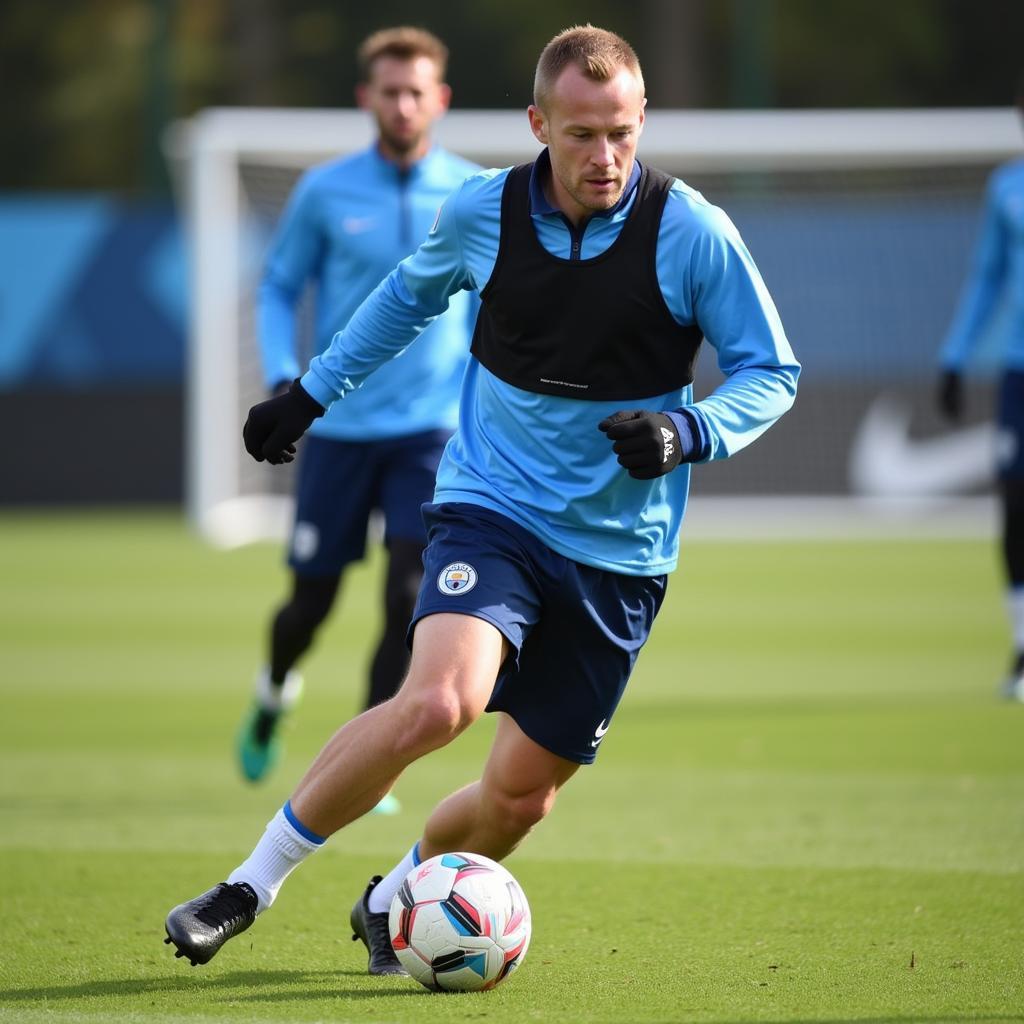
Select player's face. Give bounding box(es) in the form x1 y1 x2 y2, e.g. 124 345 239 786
528 65 646 225
358 55 451 163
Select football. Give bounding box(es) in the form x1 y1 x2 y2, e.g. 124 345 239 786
388 852 531 992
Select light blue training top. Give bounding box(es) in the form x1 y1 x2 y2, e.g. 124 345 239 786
258 144 479 439
301 154 800 575
941 157 1024 373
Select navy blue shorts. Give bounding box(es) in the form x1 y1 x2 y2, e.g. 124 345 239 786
409 503 668 765
997 371 1024 481
288 430 451 576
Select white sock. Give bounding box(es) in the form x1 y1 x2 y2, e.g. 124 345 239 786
227 802 325 913
254 667 303 712
1009 586 1024 653
367 842 422 915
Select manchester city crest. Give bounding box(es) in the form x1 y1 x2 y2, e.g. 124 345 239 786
437 562 478 595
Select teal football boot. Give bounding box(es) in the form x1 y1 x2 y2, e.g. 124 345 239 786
236 668 303 783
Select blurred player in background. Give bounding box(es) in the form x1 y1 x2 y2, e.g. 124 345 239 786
937 72 1024 701
166 25 798 974
237 27 479 801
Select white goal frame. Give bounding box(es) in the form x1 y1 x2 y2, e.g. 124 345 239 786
169 107 1021 547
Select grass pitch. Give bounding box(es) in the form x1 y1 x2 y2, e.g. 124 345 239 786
0 510 1021 1024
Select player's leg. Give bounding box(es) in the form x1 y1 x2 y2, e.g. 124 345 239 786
996 371 1024 699
269 573 341 684
288 611 506 834
372 558 662 904
353 539 667 974
366 430 450 709
420 713 580 860
1000 478 1024 697
166 611 506 967
237 573 340 783
364 429 450 813
363 538 423 815
347 502 548 972
366 538 423 710
237 435 374 782
349 714 578 975
167 504 537 969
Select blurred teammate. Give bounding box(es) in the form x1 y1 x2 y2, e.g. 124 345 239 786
166 26 799 974
237 27 479 796
937 74 1024 701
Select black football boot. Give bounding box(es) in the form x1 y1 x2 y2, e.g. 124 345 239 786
164 882 258 966
349 875 408 976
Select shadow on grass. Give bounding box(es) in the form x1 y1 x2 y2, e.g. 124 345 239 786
0 968 426 1004
4 975 1019 1018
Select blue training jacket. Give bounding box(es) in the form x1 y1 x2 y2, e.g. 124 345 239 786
941 157 1024 373
258 144 479 440
302 154 800 575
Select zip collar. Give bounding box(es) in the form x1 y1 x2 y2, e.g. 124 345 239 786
368 142 440 181
528 147 641 220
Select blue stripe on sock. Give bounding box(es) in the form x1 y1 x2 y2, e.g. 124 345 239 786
283 800 326 845
411 841 422 866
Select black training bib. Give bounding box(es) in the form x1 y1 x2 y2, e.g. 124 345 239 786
471 157 703 401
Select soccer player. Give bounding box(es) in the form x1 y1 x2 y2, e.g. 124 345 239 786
236 27 479 799
165 25 800 974
937 74 1024 701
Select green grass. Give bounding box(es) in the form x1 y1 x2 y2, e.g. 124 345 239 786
0 510 1021 1023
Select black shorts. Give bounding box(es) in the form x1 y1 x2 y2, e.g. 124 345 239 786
410 503 667 764
287 430 450 574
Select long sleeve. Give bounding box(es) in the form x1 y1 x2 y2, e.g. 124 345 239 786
256 173 325 389
940 173 1009 371
676 204 800 461
301 185 474 408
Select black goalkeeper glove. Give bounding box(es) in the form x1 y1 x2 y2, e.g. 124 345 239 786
243 379 325 465
937 370 963 422
598 409 692 480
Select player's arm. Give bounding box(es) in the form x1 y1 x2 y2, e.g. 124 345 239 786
256 172 326 393
600 201 798 479
681 212 800 462
300 188 473 406
937 173 1009 419
244 184 473 464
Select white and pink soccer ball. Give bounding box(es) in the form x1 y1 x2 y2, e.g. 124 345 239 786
388 852 531 992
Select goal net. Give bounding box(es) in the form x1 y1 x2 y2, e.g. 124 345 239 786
171 107 1020 546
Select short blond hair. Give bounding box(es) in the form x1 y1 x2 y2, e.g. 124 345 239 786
533 25 644 109
357 26 448 82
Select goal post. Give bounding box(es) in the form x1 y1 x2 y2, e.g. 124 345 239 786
168 107 1021 547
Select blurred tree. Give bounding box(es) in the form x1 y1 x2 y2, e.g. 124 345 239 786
0 0 1019 195
774 0 945 107
1 0 158 191
643 0 710 108
730 0 774 107
144 0 173 194
229 0 281 105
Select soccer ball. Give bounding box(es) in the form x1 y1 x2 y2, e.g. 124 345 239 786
388 852 531 992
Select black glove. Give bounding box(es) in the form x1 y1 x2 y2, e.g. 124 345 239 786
269 379 291 398
243 379 325 464
598 409 687 480
937 370 963 421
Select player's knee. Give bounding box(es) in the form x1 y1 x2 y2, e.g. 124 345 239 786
488 784 557 838
286 575 339 631
284 600 329 636
391 688 479 758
